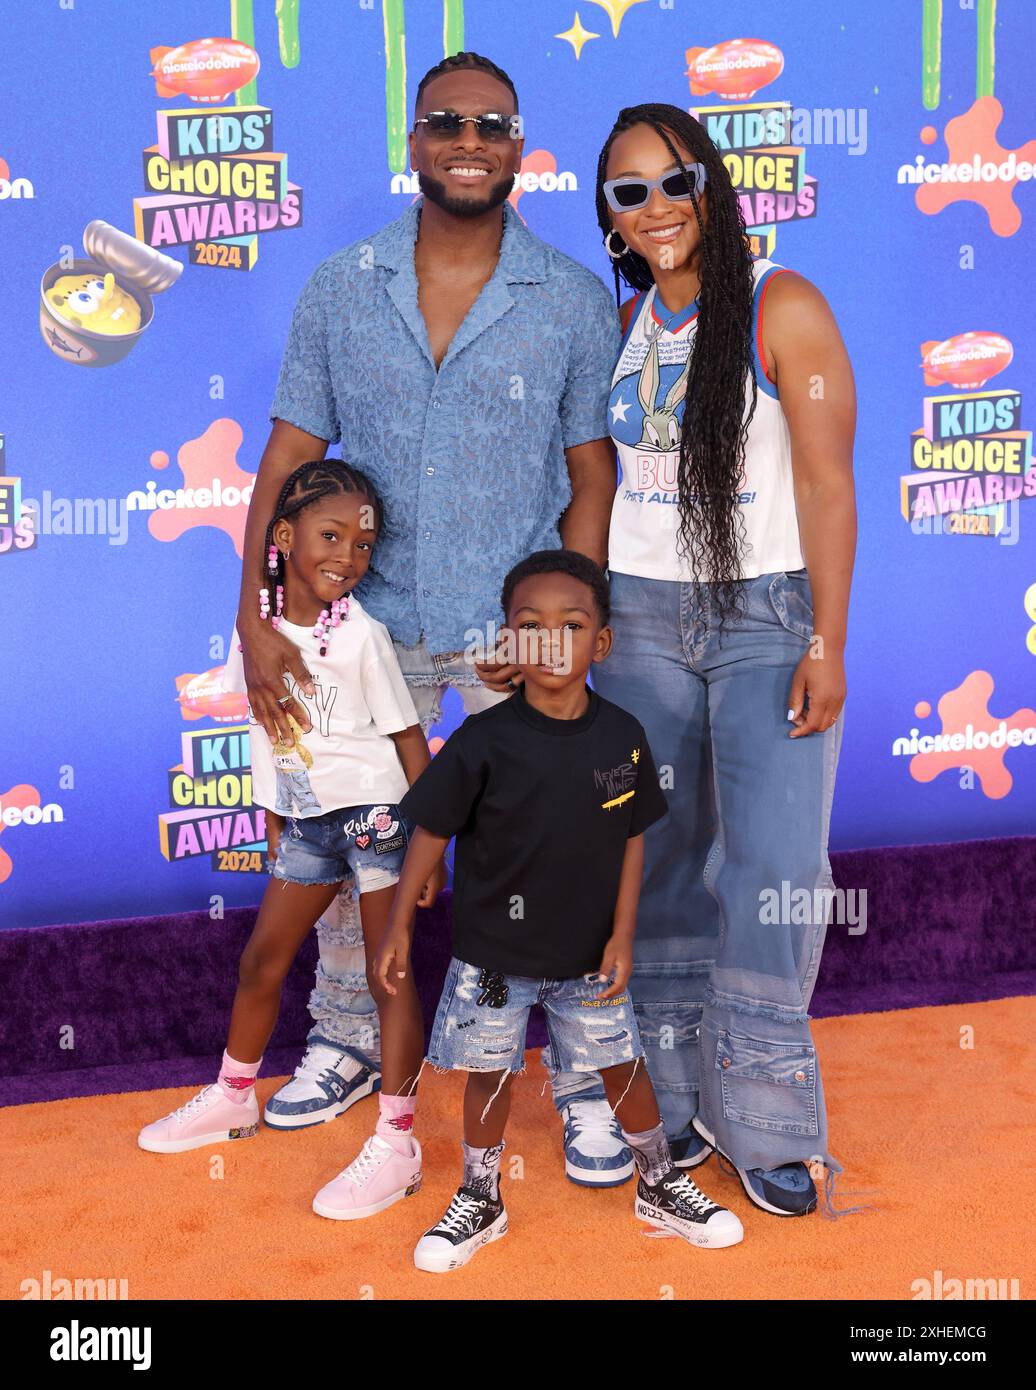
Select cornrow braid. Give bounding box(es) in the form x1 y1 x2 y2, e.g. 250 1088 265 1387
414 51 519 116
595 103 758 623
262 459 384 594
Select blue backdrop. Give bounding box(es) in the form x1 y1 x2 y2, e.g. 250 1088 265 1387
1 0 1033 928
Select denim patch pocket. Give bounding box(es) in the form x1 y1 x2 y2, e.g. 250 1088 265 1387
634 1004 702 1094
767 570 814 641
716 1028 819 1136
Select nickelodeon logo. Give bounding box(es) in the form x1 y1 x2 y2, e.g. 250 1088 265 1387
391 156 577 198
892 672 1036 800
0 153 34 199
1 798 63 826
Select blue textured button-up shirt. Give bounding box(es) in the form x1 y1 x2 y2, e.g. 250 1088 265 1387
269 196 619 653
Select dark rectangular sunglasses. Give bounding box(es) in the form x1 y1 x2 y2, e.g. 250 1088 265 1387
414 111 518 140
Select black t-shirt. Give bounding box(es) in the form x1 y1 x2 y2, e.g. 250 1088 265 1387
399 685 668 979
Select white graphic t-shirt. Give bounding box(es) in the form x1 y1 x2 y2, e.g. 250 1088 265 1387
223 596 418 818
608 260 805 582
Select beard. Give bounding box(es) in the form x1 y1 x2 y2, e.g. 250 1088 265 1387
417 167 515 218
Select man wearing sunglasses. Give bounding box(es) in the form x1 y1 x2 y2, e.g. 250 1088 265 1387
236 52 628 1197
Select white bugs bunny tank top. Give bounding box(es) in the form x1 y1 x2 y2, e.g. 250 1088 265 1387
607 260 805 582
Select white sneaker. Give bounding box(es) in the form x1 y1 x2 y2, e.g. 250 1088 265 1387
138 1083 260 1153
264 1037 380 1130
312 1134 422 1220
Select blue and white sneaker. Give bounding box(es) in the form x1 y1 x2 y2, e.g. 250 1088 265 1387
669 1127 714 1169
692 1115 817 1216
264 1037 380 1130
561 1098 635 1187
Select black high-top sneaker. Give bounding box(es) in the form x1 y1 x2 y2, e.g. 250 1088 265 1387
635 1167 744 1248
413 1185 508 1273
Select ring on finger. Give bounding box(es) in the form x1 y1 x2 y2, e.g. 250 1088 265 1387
277 695 292 706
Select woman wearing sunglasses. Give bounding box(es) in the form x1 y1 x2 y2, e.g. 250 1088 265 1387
592 103 857 1217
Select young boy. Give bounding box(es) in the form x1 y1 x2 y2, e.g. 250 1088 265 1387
374 550 743 1271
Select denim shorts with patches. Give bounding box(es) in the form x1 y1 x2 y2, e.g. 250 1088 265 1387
427 956 646 1076
269 803 411 894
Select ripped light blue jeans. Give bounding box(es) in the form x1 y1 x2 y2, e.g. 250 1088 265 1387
306 639 605 1113
592 569 844 1174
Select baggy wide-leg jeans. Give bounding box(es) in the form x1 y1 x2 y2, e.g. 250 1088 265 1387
593 568 844 1174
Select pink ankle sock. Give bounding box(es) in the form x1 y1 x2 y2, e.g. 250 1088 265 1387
218 1049 262 1104
376 1093 417 1155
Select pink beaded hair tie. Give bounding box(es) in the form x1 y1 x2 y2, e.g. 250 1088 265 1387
260 545 284 630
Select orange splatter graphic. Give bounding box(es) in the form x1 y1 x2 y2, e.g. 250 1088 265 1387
0 784 41 884
910 671 1036 800
509 151 558 219
151 450 170 470
0 156 9 181
920 126 937 146
915 98 1036 237
914 700 931 718
148 419 255 557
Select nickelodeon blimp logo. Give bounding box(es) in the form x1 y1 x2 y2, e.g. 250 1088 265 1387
685 39 784 101
176 667 249 723
921 332 1013 389
150 38 260 104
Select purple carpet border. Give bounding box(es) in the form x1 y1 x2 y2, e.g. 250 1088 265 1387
2 834 1034 1108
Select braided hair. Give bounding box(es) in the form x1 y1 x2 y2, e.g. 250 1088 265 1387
596 104 758 620
414 51 519 115
263 459 384 592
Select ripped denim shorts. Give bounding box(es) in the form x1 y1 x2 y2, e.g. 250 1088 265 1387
427 956 646 1076
269 803 411 894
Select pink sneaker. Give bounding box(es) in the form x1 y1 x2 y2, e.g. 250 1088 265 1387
138 1083 260 1153
312 1134 422 1220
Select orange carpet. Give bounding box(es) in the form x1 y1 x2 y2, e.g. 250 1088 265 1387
3 996 1034 1301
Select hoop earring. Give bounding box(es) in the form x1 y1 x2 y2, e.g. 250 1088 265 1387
603 229 626 261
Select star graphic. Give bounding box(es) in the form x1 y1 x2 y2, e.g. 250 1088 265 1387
610 394 631 423
555 13 600 60
587 0 650 38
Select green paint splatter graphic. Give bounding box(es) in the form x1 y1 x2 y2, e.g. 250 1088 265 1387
384 1 466 173
231 0 258 105
443 0 464 53
231 0 303 104
922 0 942 111
384 0 408 174
976 0 996 99
922 0 998 111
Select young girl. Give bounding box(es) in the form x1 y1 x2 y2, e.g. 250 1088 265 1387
138 460 441 1222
